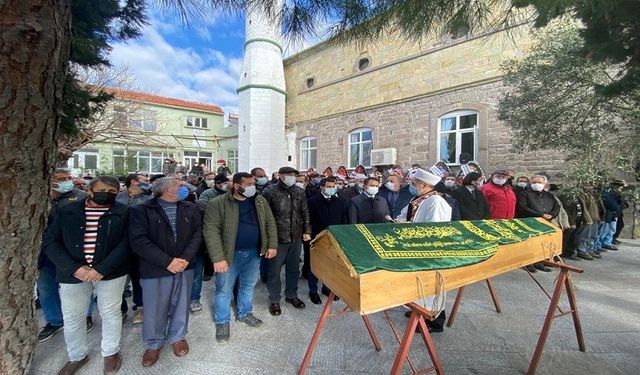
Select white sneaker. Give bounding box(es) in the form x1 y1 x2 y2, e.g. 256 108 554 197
190 301 202 313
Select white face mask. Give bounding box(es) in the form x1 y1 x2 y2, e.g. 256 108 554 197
241 185 256 198
531 183 545 192
218 183 229 192
385 181 397 192
255 177 268 186
493 177 508 186
283 175 296 187
517 182 528 189
444 180 456 188
206 180 215 188
294 182 305 189
365 186 379 196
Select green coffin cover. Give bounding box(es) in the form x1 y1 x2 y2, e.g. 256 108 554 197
323 218 556 274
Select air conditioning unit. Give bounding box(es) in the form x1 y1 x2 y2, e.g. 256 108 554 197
371 148 397 166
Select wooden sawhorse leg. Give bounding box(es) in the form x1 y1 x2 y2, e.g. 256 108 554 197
447 278 502 327
390 303 445 375
527 261 585 375
298 292 381 375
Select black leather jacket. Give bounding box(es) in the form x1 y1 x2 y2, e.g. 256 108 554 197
263 181 312 243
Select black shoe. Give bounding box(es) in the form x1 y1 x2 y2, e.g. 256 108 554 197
321 287 339 301
86 317 94 333
285 297 306 309
309 293 322 305
525 265 537 273
269 303 281 316
215 323 230 343
614 239 621 245
38 324 63 342
591 252 602 259
602 244 618 251
534 264 552 272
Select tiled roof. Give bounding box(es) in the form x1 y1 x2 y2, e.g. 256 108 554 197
106 88 224 114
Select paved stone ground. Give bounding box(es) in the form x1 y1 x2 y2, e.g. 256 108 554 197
31 241 640 374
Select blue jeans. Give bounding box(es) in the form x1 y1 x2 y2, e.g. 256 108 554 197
599 221 617 247
593 222 606 251
60 276 127 361
191 252 205 303
214 249 261 325
37 258 94 327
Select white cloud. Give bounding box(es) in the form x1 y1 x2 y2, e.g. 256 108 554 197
108 14 242 114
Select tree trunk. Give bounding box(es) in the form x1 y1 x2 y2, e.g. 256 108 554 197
0 1 71 373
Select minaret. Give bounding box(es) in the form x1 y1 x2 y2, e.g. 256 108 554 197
237 1 286 174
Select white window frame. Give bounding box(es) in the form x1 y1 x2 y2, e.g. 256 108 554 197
348 128 373 168
227 150 238 174
70 149 100 171
437 110 479 165
299 137 317 170
186 116 208 129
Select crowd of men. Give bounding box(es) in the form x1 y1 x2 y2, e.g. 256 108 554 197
38 163 628 374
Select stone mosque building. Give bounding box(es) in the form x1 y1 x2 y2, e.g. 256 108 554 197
238 4 565 177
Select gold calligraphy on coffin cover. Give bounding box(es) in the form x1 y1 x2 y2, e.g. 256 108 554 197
310 218 561 314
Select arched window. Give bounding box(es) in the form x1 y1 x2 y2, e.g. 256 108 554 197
348 128 372 168
300 137 317 170
437 110 478 164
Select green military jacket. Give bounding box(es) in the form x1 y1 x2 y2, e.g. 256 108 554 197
203 192 278 265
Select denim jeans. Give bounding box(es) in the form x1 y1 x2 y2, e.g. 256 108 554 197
587 222 600 252
599 221 617 247
191 251 205 303
593 222 605 251
214 249 261 325
574 224 591 255
38 258 94 327
267 241 302 303
59 275 127 361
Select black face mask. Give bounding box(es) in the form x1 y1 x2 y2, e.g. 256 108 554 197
91 191 117 205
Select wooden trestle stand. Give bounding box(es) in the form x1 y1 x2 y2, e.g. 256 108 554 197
297 219 585 375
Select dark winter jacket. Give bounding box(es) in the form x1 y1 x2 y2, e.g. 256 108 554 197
378 185 413 219
451 186 491 220
43 199 129 284
129 197 202 279
38 188 88 269
516 189 560 219
349 193 390 224
262 181 312 243
601 190 623 223
560 195 589 227
442 193 461 221
338 186 359 201
308 194 349 237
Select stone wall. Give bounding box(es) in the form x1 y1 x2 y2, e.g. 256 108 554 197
287 79 566 178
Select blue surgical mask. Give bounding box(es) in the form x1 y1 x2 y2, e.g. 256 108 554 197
138 182 151 191
177 186 189 200
241 185 257 198
409 184 418 196
283 175 296 187
323 187 337 196
53 180 74 193
256 177 268 186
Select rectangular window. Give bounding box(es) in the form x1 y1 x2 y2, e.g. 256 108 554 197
348 129 373 168
437 112 478 164
186 116 208 128
227 150 238 174
300 138 317 170
70 149 100 171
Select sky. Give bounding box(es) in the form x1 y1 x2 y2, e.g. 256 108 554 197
108 3 319 119
109 5 247 118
